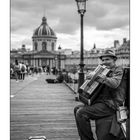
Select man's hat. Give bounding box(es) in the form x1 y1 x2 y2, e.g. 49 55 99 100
99 49 117 60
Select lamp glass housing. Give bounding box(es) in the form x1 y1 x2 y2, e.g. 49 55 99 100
75 0 87 14
58 45 61 52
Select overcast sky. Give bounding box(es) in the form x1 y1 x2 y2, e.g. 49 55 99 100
11 0 130 51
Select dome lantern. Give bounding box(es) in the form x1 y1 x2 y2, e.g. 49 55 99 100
41 16 47 25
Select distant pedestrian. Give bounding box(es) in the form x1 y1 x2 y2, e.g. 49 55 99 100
46 65 50 75
51 68 53 74
27 66 30 75
10 68 14 79
18 62 23 80
55 68 58 75
21 62 26 80
52 67 56 75
14 60 20 82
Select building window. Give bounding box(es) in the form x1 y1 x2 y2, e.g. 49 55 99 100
52 42 55 51
42 42 47 50
34 42 38 51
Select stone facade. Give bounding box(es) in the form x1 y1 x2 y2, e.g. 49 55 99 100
115 38 130 67
64 38 130 71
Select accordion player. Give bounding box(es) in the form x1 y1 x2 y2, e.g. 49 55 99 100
78 65 110 105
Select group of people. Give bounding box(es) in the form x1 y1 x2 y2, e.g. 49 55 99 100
45 66 58 75
11 60 27 82
74 49 129 140
10 61 60 82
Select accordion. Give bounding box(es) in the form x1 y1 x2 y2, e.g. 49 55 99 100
78 65 110 105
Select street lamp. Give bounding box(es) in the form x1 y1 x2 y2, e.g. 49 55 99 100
58 45 62 74
75 0 87 89
54 57 57 75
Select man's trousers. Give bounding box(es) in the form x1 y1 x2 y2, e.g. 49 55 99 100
74 103 115 140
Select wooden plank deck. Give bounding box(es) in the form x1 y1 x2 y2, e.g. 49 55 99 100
10 74 96 140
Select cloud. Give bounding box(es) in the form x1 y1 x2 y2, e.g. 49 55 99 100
11 0 129 34
95 15 129 30
84 0 129 30
98 0 129 5
11 0 129 50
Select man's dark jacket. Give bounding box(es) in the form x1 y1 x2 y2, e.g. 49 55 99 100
95 65 128 139
96 65 126 110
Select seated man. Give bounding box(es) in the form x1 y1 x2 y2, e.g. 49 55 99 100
74 49 127 140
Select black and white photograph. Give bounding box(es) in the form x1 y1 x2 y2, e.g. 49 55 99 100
9 0 131 140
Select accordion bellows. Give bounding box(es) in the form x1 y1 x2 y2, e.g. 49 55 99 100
78 65 110 105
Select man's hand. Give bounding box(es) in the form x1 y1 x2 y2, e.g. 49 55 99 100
95 74 106 83
86 73 93 80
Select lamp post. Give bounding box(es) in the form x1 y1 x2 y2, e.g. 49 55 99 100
75 0 87 89
58 45 62 74
54 57 57 75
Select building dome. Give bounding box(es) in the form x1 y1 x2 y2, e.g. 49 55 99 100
33 17 56 38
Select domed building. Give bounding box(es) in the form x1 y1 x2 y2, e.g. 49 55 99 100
32 16 57 52
10 16 66 72
21 16 66 70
